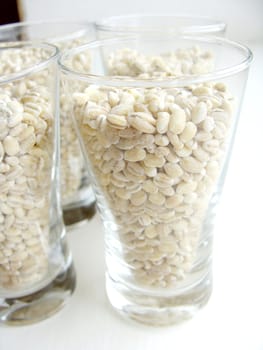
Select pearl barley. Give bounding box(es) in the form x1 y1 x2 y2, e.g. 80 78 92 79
67 44 236 290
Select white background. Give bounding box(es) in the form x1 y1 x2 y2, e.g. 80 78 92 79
20 0 263 43
1 1 263 349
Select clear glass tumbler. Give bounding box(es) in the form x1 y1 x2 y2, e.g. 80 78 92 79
0 20 97 227
95 14 226 38
0 42 75 325
59 35 252 325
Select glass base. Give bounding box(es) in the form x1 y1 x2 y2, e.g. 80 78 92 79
0 262 76 326
62 181 97 227
106 271 212 326
63 201 96 227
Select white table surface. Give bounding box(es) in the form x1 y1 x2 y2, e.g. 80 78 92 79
1 41 263 350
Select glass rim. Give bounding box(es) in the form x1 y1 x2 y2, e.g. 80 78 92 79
0 19 94 44
95 13 226 34
59 35 253 88
0 42 59 84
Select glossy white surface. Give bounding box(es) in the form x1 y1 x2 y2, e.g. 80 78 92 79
1 41 262 350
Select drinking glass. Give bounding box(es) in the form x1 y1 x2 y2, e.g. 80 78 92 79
59 35 252 325
0 20 97 227
0 42 75 325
